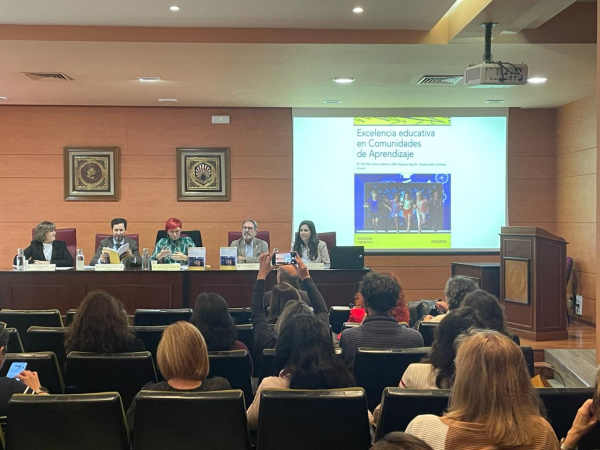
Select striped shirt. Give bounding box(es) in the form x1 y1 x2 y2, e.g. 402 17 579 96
406 414 560 450
400 363 439 389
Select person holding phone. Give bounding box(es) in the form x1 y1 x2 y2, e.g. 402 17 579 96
151 218 195 264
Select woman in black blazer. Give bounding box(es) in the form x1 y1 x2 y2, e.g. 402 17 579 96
17 221 74 267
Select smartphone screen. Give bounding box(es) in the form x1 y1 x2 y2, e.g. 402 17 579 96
6 362 26 379
272 252 297 266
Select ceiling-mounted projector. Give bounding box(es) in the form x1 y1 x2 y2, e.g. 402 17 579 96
465 22 528 88
465 63 528 88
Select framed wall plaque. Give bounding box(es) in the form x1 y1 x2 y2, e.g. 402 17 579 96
64 147 120 201
504 257 530 305
176 147 231 201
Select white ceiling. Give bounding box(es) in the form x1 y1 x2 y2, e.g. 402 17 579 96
0 0 456 30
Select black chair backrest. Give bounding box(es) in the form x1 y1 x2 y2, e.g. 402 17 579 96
208 350 253 404
26 327 68 370
6 328 24 353
259 349 277 385
133 309 193 326
256 388 371 450
375 388 451 440
8 393 130 450
65 309 77 326
329 306 351 334
0 310 63 350
539 388 600 450
0 352 64 394
407 300 438 327
417 321 438 347
133 390 250 450
156 230 202 247
235 324 254 357
520 346 534 377
65 351 157 409
229 308 251 325
341 322 360 332
128 326 167 362
353 347 431 411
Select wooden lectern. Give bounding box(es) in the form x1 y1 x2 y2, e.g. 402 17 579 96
500 227 568 341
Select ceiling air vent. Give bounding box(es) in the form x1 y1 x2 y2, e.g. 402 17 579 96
417 75 463 85
23 72 74 82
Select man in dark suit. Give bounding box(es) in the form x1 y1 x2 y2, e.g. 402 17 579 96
263 264 310 306
90 218 141 267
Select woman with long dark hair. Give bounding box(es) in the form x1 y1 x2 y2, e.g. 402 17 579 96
292 220 330 265
462 289 520 344
191 292 253 371
246 313 355 429
65 291 144 354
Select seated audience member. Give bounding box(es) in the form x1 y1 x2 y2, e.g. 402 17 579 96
423 276 477 322
387 273 410 323
292 220 330 265
266 283 302 324
65 291 145 354
126 322 231 433
15 221 73 267
406 330 560 449
462 289 520 344
246 314 355 429
0 322 47 431
348 293 366 324
191 292 253 372
559 364 599 450
339 272 424 366
371 432 433 450
263 264 310 306
90 217 141 267
230 219 268 263
151 217 195 264
252 253 328 362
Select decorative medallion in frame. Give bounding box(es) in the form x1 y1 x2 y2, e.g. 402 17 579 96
64 147 120 201
176 148 231 201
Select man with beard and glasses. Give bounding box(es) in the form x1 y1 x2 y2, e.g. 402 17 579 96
230 219 268 263
90 218 141 267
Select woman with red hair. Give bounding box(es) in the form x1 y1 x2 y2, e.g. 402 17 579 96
151 218 196 264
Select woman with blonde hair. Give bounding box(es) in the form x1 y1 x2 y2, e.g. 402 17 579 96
15 221 73 267
126 321 231 432
406 330 560 449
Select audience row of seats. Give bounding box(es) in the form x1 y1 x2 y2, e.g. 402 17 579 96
6 386 599 450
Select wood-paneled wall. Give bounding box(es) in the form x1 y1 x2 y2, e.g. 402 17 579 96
0 105 571 308
556 95 597 325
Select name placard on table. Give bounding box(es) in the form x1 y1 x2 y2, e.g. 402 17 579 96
24 264 56 272
95 264 125 271
151 262 181 271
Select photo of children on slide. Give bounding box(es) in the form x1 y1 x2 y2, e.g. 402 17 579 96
355 174 451 234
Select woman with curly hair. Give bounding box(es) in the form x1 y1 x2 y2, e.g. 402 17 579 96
191 292 253 372
65 291 144 354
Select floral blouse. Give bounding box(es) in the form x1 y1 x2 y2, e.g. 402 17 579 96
151 237 196 264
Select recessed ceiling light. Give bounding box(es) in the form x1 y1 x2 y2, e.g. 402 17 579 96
158 99 178 102
528 77 547 84
137 77 162 82
353 7 364 13
485 99 505 104
333 77 355 84
0 97 8 100
323 100 343 104
169 5 180 11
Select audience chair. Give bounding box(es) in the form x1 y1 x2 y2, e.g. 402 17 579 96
6 328 24 353
208 350 253 404
65 309 77 326
65 351 157 409
155 230 202 247
353 347 430 411
407 300 438 328
258 349 278 385
236 324 255 358
133 390 250 450
538 388 600 450
374 388 451 440
256 388 370 450
417 321 438 347
520 346 534 377
341 322 360 332
0 309 63 350
228 231 271 248
229 307 252 325
95 234 140 251
0 352 64 394
329 306 351 334
8 393 130 450
26 327 68 370
31 227 77 264
128 326 167 362
133 308 193 326
317 232 337 258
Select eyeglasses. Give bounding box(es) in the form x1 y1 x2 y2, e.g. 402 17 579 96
242 226 255 231
167 229 181 235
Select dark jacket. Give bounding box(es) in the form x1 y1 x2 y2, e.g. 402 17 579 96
15 240 73 267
